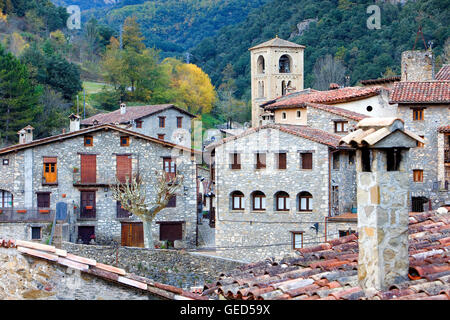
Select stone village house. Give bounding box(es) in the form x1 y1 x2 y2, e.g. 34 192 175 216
206 37 448 262
0 115 201 248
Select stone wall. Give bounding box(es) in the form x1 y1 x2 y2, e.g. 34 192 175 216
0 247 155 300
61 242 244 289
213 128 351 262
0 128 198 248
397 104 449 208
401 50 433 82
0 222 52 243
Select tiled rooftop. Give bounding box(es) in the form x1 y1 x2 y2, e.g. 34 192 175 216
206 123 343 150
264 87 383 110
81 104 195 126
436 65 450 81
389 81 450 104
201 209 450 300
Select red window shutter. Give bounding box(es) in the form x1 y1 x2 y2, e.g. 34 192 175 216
302 153 313 169
81 154 96 183
160 223 182 241
278 153 287 169
116 155 132 183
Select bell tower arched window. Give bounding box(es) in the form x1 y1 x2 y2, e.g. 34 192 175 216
279 55 291 73
257 55 265 74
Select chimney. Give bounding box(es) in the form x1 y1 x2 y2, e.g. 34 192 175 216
339 118 425 292
69 113 80 132
329 83 340 90
120 103 127 115
401 50 433 82
18 125 34 144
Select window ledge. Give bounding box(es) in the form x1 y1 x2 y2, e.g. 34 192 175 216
250 210 266 213
275 210 290 213
230 210 245 213
297 210 313 214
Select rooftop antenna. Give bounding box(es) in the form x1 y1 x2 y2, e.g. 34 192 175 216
413 25 427 50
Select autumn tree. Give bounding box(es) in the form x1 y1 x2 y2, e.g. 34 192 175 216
111 171 183 248
163 57 216 115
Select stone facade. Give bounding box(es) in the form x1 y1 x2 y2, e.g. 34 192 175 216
401 50 433 82
397 104 449 208
0 126 198 248
212 127 356 262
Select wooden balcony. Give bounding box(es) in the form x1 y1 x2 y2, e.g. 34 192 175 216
78 207 96 220
73 171 137 187
0 208 55 223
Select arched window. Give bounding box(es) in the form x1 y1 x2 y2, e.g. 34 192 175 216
231 191 244 210
275 191 290 211
258 81 264 98
252 191 266 211
257 55 265 74
281 112 287 120
0 190 13 208
281 80 286 96
298 192 313 211
279 55 291 73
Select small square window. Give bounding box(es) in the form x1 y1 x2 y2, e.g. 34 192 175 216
120 136 130 147
31 227 41 240
413 169 423 182
334 121 348 133
413 109 424 121
158 134 165 140
136 120 143 128
2 159 9 166
84 136 93 147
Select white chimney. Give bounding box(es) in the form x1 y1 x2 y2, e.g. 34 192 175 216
120 103 127 115
18 125 34 144
69 113 81 132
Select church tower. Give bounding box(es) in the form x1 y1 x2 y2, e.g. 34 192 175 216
249 37 305 127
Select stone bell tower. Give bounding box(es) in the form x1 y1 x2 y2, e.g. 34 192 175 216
340 118 425 292
249 37 305 127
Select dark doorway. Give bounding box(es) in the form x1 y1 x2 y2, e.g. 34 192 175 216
78 226 95 244
411 197 428 212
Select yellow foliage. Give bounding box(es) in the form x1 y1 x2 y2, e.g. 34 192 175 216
9 32 28 56
0 12 7 23
50 30 66 45
164 59 216 115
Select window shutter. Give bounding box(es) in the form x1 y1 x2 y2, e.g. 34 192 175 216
301 153 313 169
116 155 132 183
278 153 287 169
81 154 96 183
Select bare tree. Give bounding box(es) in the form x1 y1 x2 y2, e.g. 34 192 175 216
111 171 183 248
313 54 347 90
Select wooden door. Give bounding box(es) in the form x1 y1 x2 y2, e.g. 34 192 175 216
116 155 132 183
121 222 144 247
81 154 96 183
163 157 176 180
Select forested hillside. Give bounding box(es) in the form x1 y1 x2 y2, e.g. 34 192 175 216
81 0 269 57
191 0 450 100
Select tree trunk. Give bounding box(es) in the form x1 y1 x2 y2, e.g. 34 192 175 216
142 218 154 249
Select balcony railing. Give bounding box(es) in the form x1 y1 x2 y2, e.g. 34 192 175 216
73 171 138 186
0 208 55 223
78 207 96 220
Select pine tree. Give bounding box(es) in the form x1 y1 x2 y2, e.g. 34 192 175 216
0 45 40 146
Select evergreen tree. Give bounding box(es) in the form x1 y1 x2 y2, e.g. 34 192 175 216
0 45 41 145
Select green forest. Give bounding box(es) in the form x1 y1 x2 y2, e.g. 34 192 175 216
191 0 450 100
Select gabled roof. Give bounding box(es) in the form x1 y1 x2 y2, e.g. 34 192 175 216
302 103 368 121
436 65 450 80
249 37 306 50
389 81 450 104
360 76 401 86
264 87 384 110
0 124 198 155
207 123 343 150
201 209 450 300
438 125 450 133
81 104 196 126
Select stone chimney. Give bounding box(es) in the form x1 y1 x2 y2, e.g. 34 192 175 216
120 103 127 115
401 50 433 82
17 125 34 144
69 113 80 132
340 118 425 292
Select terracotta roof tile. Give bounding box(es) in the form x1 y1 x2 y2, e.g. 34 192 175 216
436 65 450 80
389 81 450 103
81 104 195 126
202 209 450 300
265 87 383 109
